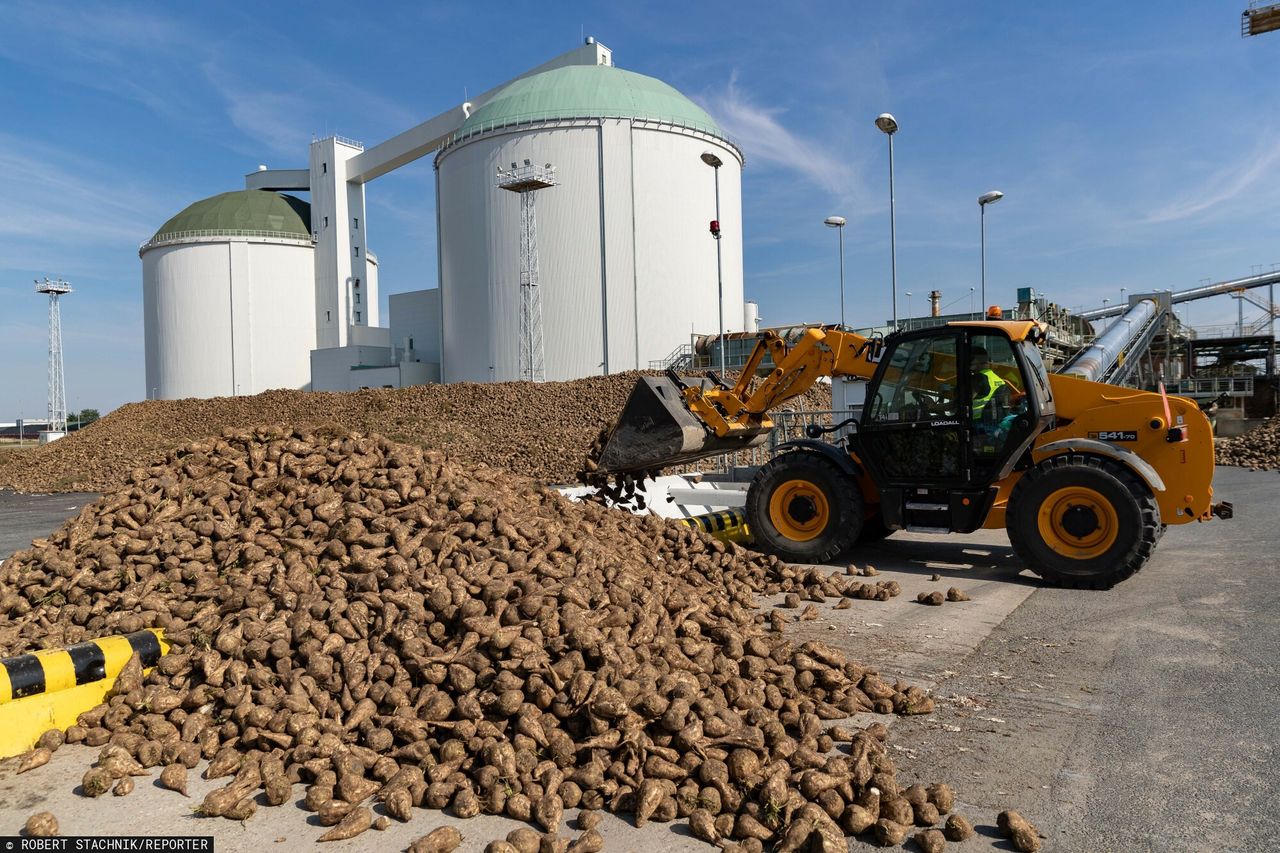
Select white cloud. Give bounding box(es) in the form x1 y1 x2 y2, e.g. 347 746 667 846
1144 137 1280 224
200 57 420 159
202 67 316 158
1 3 419 162
0 133 166 246
696 72 865 205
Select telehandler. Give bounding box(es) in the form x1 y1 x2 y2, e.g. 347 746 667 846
590 320 1231 588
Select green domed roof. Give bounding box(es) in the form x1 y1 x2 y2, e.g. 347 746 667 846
149 190 311 245
457 65 722 139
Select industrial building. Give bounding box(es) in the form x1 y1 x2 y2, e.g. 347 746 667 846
141 39 746 399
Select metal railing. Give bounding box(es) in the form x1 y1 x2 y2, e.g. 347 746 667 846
767 409 860 453
439 113 743 162
314 134 365 150
1193 324 1249 339
650 343 694 371
1166 377 1255 397
139 229 315 252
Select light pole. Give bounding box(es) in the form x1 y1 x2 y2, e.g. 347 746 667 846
969 286 975 317
978 190 1004 314
701 151 726 376
1120 287 1127 310
905 291 913 329
824 216 847 326
875 113 899 328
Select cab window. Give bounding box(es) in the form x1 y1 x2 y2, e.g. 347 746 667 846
1021 341 1052 404
867 334 960 424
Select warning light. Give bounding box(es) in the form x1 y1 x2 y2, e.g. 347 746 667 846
709 219 721 238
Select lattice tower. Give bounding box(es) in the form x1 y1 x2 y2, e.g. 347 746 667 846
497 161 557 382
35 277 72 432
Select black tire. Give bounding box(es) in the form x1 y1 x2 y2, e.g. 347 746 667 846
746 451 863 563
1006 453 1160 590
858 513 895 543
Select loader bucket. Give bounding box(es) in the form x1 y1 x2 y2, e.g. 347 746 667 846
593 376 770 475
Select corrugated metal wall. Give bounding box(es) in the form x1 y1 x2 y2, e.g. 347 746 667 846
632 128 744 364
246 243 319 393
599 119 636 372
143 243 234 398
437 119 744 383
388 288 441 364
142 240 315 399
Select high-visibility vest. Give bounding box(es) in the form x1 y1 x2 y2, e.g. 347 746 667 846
972 369 1006 418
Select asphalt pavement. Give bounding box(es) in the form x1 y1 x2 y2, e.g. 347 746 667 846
0 490 99 562
888 466 1279 852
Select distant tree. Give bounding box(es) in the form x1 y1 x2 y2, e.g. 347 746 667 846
77 408 100 426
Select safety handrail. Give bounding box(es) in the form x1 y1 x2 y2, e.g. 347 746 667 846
140 229 316 251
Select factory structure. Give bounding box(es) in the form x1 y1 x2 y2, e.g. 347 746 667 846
141 39 754 400
137 36 1277 428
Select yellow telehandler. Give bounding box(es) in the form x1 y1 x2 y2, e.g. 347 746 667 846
590 320 1231 589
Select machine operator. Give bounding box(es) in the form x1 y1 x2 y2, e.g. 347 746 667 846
970 347 1011 421
970 347 1016 455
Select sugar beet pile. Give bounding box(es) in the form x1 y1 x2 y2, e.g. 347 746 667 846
1215 417 1280 471
0 374 832 495
0 427 1000 851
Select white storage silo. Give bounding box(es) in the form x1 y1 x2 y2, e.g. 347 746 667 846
435 64 745 383
140 190 316 399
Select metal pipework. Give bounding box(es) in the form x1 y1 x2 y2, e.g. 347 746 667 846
1063 298 1160 383
1077 270 1280 321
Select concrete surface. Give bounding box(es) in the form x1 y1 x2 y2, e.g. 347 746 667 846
0 490 98 563
0 469 1274 850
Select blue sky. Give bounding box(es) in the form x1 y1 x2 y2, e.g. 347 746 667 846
1 1 1276 417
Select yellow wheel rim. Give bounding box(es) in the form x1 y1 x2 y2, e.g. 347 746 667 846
768 479 830 542
1036 486 1119 559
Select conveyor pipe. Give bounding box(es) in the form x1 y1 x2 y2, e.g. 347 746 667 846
1078 270 1280 321
1063 299 1159 382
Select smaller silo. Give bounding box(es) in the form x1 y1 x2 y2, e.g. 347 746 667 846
140 190 317 399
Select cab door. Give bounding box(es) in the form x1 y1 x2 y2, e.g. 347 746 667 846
967 332 1052 482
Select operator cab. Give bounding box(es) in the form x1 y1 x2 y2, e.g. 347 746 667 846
853 323 1055 533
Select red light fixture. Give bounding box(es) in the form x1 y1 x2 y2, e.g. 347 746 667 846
709 219 721 238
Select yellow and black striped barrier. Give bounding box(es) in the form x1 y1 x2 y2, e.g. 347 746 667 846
680 508 752 544
0 629 168 758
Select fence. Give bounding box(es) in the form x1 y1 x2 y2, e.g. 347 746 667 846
694 408 860 473
1166 377 1255 398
